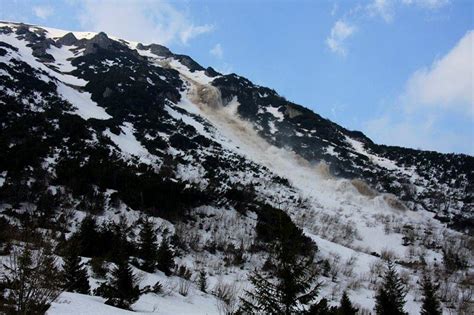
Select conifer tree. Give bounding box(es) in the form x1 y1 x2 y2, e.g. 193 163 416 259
337 292 358 315
420 274 442 315
307 298 334 315
104 253 140 309
240 206 320 314
138 219 157 272
76 215 99 257
62 243 90 294
374 261 407 315
157 237 174 276
240 271 281 314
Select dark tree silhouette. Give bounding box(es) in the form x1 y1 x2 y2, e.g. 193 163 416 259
420 274 442 315
374 261 407 315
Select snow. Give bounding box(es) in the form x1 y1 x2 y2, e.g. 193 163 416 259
265 106 284 122
268 120 278 134
0 68 13 79
57 82 111 120
42 26 97 40
47 293 133 315
104 122 154 165
171 75 449 265
0 32 87 86
46 44 80 73
0 171 6 187
167 58 216 85
48 288 219 315
345 136 420 179
325 145 339 157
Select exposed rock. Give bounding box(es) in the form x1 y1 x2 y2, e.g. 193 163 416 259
57 32 78 46
174 55 205 72
82 32 114 54
285 105 303 118
137 43 172 57
102 87 114 98
205 66 220 77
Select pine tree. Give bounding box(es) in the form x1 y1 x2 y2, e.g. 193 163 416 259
105 254 140 309
420 274 442 315
240 206 320 314
337 292 358 315
239 271 281 314
76 215 99 257
157 237 174 276
374 261 407 315
138 218 157 272
62 243 90 294
307 298 334 315
198 270 207 293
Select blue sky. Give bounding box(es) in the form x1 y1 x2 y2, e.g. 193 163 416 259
1 0 473 154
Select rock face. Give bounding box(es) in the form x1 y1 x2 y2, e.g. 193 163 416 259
57 32 78 46
137 43 173 57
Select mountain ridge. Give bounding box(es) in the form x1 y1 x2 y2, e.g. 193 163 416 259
0 21 473 314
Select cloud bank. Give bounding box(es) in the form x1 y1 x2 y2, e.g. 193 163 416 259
33 6 54 20
365 30 474 154
78 0 214 45
403 30 473 115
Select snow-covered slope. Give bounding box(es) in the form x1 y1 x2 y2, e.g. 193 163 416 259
0 21 472 314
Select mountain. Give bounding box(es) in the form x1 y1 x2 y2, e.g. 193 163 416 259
0 21 472 314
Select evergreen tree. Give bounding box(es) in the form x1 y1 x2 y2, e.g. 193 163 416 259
337 292 358 315
240 271 281 314
75 215 100 257
62 243 90 294
104 254 140 309
420 274 442 315
198 270 207 293
374 261 407 315
157 237 174 276
138 218 157 272
307 298 334 315
240 206 320 314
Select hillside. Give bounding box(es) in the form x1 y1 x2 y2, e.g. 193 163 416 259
0 21 472 314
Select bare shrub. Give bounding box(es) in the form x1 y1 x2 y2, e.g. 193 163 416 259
178 278 191 296
380 248 397 261
368 260 384 286
341 255 357 277
213 278 241 315
1 245 61 314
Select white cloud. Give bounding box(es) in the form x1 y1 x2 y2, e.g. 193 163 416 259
33 5 54 19
402 0 450 9
403 30 474 115
326 20 356 56
367 0 394 23
78 0 214 45
210 43 223 59
364 0 450 24
364 113 471 154
363 31 474 154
